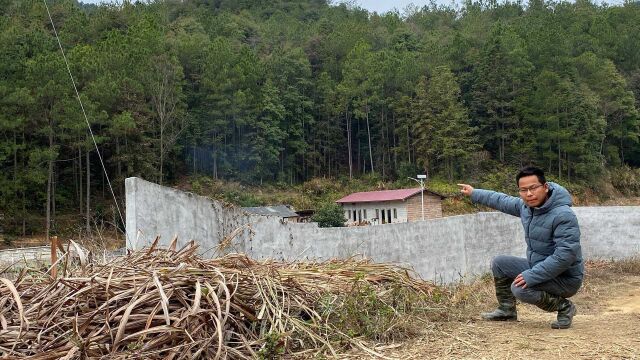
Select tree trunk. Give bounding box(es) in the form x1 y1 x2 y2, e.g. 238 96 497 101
357 118 361 174
102 156 105 199
280 150 284 178
301 106 306 181
73 147 78 207
558 111 561 179
13 131 17 183
160 122 164 185
116 137 122 192
380 109 385 179
52 162 56 221
21 131 26 235
13 131 18 235
78 147 83 215
406 121 411 164
558 146 561 178
366 107 374 174
86 147 91 237
213 148 218 179
346 107 353 179
22 192 26 236
391 111 397 169
46 127 53 243
600 109 608 158
500 121 505 163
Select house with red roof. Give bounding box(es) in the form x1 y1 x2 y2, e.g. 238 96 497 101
335 188 445 226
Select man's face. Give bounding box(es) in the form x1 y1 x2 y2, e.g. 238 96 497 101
518 175 549 207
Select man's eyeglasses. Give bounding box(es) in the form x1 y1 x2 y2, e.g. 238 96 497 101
518 184 544 194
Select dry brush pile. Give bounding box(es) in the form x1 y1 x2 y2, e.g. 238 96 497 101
0 241 447 359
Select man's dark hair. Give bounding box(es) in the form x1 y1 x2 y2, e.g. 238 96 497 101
516 166 546 185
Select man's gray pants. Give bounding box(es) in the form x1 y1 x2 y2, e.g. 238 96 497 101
491 255 582 305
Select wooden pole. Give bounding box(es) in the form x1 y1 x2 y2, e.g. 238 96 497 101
51 236 58 278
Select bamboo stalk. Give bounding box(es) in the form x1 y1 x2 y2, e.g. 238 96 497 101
50 236 58 279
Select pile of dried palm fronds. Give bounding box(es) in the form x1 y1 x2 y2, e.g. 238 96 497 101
0 241 443 359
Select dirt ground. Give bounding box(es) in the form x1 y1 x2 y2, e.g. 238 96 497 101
352 272 640 359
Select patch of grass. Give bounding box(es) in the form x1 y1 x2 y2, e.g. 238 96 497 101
441 197 476 216
610 256 640 275
609 166 640 196
324 279 445 343
258 332 285 359
586 257 640 277
2 234 15 247
440 275 495 320
333 282 399 340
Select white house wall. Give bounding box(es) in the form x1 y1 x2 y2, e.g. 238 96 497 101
340 200 408 225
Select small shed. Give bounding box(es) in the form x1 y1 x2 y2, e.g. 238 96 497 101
336 188 445 226
242 205 300 223
294 209 315 223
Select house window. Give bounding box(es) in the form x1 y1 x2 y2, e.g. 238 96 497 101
381 209 386 224
353 210 357 222
387 209 392 223
358 210 362 222
363 209 367 219
393 209 397 219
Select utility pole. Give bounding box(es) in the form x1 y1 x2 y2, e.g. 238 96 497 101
409 175 427 221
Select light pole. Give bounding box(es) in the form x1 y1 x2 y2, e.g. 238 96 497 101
408 175 427 221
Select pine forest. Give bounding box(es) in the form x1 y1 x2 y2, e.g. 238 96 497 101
1 0 640 237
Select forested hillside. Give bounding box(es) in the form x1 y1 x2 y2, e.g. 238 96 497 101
1 0 639 236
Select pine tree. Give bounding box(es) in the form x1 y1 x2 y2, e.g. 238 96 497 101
412 67 477 180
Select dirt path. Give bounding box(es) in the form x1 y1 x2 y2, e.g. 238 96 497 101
354 275 640 359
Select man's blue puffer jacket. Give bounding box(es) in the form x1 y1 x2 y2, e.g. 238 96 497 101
471 182 583 287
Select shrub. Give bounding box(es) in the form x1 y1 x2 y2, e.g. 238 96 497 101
302 177 340 196
312 203 345 228
480 166 518 194
609 165 640 196
2 234 14 247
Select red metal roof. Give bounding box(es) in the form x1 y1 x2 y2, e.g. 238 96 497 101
336 188 422 203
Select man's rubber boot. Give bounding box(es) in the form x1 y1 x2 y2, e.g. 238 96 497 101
536 292 577 329
481 277 517 321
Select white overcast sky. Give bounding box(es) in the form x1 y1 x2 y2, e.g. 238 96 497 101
353 0 461 12
79 0 626 13
78 0 452 11
355 0 626 13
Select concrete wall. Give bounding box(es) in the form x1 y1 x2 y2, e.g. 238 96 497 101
126 177 640 283
125 177 253 254
0 246 50 265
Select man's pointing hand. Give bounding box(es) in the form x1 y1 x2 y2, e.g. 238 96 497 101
457 184 474 197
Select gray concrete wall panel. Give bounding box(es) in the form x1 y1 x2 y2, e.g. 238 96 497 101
126 177 640 283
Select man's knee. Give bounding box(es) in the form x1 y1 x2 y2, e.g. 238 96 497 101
511 283 542 305
490 255 511 276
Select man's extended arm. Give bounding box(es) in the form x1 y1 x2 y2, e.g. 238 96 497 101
458 184 522 217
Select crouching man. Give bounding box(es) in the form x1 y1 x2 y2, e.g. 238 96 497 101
458 166 583 329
